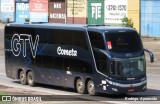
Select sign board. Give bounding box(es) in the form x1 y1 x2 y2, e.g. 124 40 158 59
15 0 29 3
16 3 29 23
88 0 104 24
49 0 66 23
67 0 86 17
30 0 48 22
0 0 15 22
1 0 15 12
105 0 128 24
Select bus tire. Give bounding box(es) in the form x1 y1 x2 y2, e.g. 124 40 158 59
76 79 86 94
87 80 96 96
27 71 35 86
20 70 27 85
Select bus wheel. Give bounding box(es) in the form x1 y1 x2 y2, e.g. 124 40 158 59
27 71 35 86
20 70 27 85
87 80 96 96
76 79 86 94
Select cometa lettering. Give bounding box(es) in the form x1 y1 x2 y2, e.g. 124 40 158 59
57 47 77 56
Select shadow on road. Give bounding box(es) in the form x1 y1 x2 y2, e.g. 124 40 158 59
12 80 76 93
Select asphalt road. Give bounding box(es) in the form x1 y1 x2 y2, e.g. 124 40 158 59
0 24 160 104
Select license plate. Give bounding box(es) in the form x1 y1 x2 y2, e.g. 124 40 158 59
128 88 135 92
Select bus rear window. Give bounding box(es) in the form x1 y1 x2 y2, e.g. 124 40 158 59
105 32 143 53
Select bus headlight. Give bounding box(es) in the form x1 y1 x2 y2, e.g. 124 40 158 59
111 88 118 92
143 85 146 90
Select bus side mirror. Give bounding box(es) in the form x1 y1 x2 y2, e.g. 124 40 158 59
144 48 154 63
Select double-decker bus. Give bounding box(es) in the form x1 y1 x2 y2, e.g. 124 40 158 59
4 23 154 95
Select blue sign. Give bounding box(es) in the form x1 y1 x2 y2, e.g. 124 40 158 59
16 0 29 3
16 3 30 23
30 12 48 23
0 12 15 22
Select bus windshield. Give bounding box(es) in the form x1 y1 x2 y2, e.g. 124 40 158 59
111 56 146 78
105 32 143 53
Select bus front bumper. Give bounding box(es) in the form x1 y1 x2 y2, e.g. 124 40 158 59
100 79 147 94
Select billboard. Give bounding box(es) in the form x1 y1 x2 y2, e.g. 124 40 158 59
105 0 128 24
67 0 87 24
15 0 29 3
88 0 104 24
1 0 14 12
0 0 15 22
30 0 48 22
49 0 66 23
67 0 86 18
16 3 29 23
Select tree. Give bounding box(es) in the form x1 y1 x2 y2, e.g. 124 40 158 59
121 17 134 28
25 18 30 23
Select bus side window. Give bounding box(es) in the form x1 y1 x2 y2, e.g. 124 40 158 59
13 27 25 34
93 50 109 76
88 32 105 49
5 26 13 41
73 31 88 50
25 28 37 41
59 30 73 45
36 28 48 43
49 29 73 45
47 29 59 44
70 58 92 74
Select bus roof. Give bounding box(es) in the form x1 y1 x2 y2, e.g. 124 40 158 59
6 23 86 28
86 26 135 33
6 23 136 33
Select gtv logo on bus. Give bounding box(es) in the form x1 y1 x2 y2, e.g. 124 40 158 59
11 34 39 58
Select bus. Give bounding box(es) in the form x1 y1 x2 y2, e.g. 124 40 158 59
4 23 154 95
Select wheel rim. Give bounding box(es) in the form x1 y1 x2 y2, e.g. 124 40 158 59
20 72 26 83
77 80 84 92
28 73 33 84
88 81 95 94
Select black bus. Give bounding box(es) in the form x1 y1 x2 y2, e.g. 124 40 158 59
4 23 154 95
